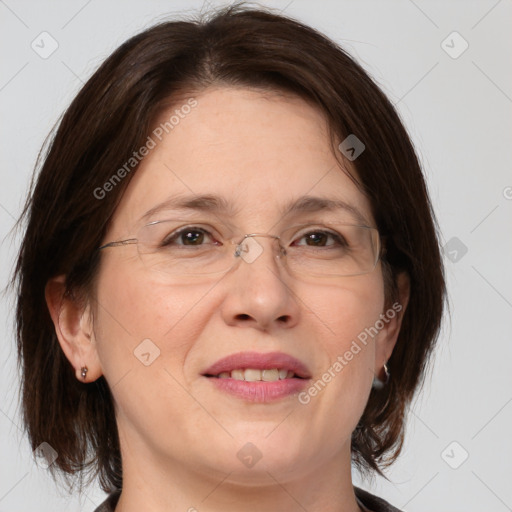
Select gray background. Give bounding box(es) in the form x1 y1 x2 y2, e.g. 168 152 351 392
1 1 511 510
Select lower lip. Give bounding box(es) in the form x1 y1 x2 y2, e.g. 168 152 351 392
206 377 308 402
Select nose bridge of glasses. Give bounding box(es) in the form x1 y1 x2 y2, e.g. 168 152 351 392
233 233 285 265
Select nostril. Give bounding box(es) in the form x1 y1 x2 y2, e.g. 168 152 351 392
236 313 251 320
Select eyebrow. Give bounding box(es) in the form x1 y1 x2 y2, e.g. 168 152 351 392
140 194 370 226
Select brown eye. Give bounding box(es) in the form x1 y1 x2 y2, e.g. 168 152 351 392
162 227 214 247
180 230 205 245
304 232 328 246
294 230 347 248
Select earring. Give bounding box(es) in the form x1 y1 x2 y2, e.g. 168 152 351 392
372 362 390 390
80 366 88 381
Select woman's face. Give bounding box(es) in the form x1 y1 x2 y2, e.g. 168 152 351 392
89 87 399 484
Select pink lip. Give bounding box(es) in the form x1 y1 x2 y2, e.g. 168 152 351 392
202 351 311 378
202 351 311 403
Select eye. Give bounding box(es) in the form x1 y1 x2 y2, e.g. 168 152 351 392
162 226 219 247
292 229 348 248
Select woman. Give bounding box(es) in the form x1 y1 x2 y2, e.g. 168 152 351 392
12 4 445 512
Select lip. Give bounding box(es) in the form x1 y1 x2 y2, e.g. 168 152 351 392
202 351 311 379
202 351 311 403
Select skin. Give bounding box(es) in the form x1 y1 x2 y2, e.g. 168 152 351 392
46 87 409 512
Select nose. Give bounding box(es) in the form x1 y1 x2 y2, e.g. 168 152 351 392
220 234 300 332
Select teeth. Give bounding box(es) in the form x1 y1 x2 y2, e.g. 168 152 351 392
216 368 296 381
231 369 245 380
262 369 279 382
244 369 261 382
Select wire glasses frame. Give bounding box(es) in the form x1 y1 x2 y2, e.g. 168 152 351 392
98 219 383 279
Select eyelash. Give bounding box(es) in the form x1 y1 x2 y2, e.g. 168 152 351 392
162 226 218 246
161 226 348 248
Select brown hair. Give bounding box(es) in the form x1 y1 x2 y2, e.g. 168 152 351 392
11 2 445 492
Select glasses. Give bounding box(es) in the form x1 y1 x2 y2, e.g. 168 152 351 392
98 218 382 280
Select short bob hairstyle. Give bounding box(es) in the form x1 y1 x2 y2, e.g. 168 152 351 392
12 3 445 493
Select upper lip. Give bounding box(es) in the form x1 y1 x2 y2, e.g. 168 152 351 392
202 351 311 379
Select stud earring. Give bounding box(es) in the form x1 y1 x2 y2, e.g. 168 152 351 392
80 366 88 381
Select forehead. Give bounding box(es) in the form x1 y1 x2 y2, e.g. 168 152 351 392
109 87 374 232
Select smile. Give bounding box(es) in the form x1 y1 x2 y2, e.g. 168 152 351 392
213 368 297 381
203 351 311 402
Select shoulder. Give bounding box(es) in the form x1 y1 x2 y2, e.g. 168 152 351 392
354 486 404 512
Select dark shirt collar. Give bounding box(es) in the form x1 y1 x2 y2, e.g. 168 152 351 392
93 486 403 512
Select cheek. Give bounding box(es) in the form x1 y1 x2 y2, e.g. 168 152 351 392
90 261 219 441
305 271 385 356
91 258 214 379
298 272 385 417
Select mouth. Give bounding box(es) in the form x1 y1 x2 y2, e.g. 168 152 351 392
207 368 301 381
202 351 311 402
202 351 311 379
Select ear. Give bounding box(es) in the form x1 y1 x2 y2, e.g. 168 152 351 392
45 275 103 382
374 271 410 378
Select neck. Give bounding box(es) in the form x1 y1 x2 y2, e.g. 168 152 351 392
114 431 363 512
